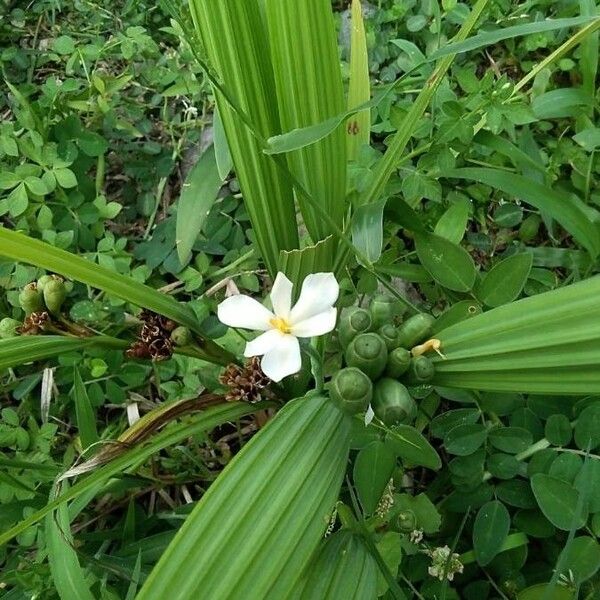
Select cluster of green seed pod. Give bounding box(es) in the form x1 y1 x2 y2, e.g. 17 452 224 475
0 275 70 339
330 295 438 426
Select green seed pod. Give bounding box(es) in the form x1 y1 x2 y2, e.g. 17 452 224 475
42 278 67 315
518 214 541 242
407 356 435 384
372 378 417 425
0 318 21 339
338 307 372 347
19 284 44 315
398 313 435 348
395 509 417 532
36 274 55 292
171 326 192 346
385 347 412 378
378 324 401 351
369 294 405 329
330 367 373 414
345 333 388 380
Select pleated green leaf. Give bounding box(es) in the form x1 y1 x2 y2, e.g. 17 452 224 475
265 0 347 241
297 530 378 600
347 0 371 161
189 0 299 276
433 277 600 393
0 335 125 372
137 396 351 600
279 236 336 289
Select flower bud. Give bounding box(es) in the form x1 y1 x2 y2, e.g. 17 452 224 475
378 324 401 351
330 367 373 414
398 313 435 348
43 278 67 315
338 307 372 347
386 347 412 378
372 378 416 425
395 509 417 532
170 326 192 346
407 356 435 384
0 318 21 339
345 332 388 380
19 283 44 315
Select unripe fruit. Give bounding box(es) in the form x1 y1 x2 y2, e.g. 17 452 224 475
330 367 373 414
398 313 435 348
386 347 412 378
0 318 21 339
345 332 388 380
43 278 67 315
339 307 372 347
36 274 55 292
378 324 401 350
19 284 44 315
372 378 416 425
369 294 404 328
395 509 417 532
407 356 435 384
171 326 192 346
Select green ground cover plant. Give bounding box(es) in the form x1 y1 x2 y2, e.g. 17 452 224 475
1 0 600 598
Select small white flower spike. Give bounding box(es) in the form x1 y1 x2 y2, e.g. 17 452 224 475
217 272 339 382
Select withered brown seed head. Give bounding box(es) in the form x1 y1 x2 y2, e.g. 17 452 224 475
219 357 271 403
126 310 175 361
20 311 50 335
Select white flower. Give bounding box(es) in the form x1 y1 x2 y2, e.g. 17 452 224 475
217 272 339 382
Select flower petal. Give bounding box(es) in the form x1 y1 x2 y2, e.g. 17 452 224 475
260 334 301 382
291 307 337 338
364 404 375 426
270 272 293 319
290 272 339 324
217 295 274 331
244 329 282 357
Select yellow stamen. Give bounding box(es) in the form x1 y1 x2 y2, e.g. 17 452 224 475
270 316 292 334
411 338 445 359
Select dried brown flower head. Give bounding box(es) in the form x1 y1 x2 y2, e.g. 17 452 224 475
126 310 176 361
219 357 271 403
20 311 50 335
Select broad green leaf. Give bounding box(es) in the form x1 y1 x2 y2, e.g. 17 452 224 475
353 440 396 514
434 197 471 244
265 0 347 241
346 0 370 161
0 228 231 365
430 16 600 59
472 500 510 566
386 424 441 470
45 483 95 600
432 300 482 333
532 88 592 120
476 254 532 307
176 145 223 264
531 473 587 531
7 182 28 217
574 404 600 450
352 200 386 265
443 168 600 257
395 492 441 534
0 401 270 547
517 584 574 600
475 131 546 175
444 423 487 456
190 0 299 276
137 396 351 600
573 127 600 151
432 277 600 394
414 231 476 292
54 167 78 189
558 536 600 583
297 530 378 600
72 368 99 450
